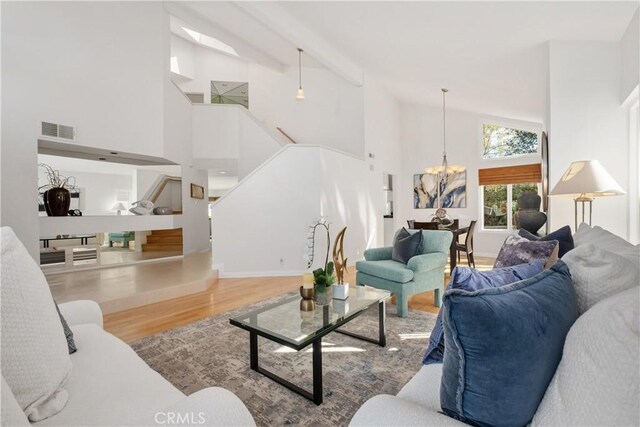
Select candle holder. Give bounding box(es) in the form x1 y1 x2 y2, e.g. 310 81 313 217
300 286 315 311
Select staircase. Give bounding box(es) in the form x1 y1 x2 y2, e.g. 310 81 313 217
142 228 183 252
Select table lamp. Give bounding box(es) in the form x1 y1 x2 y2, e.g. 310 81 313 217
549 160 625 230
111 202 126 215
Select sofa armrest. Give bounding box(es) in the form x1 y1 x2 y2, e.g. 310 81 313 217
58 300 103 329
156 387 255 426
350 394 466 426
407 253 447 273
364 247 393 261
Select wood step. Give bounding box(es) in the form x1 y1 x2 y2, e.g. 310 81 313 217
146 235 182 244
141 243 183 252
150 228 183 236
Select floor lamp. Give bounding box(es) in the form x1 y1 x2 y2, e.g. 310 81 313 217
549 160 625 230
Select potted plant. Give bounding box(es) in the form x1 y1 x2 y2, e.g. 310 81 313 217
39 163 77 216
313 261 336 306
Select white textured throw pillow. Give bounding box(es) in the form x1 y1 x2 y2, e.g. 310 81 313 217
0 227 71 421
562 243 639 315
573 223 639 265
532 287 640 426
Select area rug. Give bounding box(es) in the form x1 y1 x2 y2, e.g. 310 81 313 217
132 293 438 427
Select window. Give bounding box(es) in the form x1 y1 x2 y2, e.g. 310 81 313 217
482 124 538 159
482 183 540 231
479 164 542 231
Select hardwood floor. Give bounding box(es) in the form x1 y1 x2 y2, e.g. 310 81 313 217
104 255 494 343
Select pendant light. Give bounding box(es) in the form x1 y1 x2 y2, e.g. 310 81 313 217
425 88 464 179
296 48 305 100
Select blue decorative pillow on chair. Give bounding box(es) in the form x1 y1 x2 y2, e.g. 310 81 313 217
519 225 575 258
391 227 423 264
440 261 578 427
422 261 545 365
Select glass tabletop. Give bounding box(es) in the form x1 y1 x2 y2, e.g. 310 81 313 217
229 285 391 350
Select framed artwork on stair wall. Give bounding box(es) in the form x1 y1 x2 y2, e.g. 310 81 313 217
211 81 249 108
190 184 205 200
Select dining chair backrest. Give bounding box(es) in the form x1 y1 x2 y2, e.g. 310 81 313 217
465 220 477 251
413 221 439 230
407 220 415 229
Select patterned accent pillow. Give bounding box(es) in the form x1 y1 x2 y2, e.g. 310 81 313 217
54 303 76 354
494 233 559 269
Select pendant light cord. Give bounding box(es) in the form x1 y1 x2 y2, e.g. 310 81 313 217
442 88 447 156
298 48 303 89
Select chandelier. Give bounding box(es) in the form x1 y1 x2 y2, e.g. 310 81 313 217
425 88 465 180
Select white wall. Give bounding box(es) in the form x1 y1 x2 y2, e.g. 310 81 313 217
211 145 376 276
1 2 168 259
621 9 639 103
363 75 403 248
181 166 210 255
192 105 240 160
172 45 366 158
171 35 195 80
398 104 543 256
191 104 283 179
548 41 629 238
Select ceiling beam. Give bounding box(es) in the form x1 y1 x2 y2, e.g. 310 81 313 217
234 2 364 87
164 2 286 73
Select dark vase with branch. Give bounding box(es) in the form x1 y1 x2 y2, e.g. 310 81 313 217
39 163 77 216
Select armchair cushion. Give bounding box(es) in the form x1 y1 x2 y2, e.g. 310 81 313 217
407 253 447 273
363 246 393 261
355 260 414 283
392 228 423 264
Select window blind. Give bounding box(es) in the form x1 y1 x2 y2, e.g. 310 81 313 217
478 163 542 186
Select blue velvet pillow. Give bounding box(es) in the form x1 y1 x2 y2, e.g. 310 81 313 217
440 261 578 427
422 261 545 365
519 225 575 258
391 227 423 264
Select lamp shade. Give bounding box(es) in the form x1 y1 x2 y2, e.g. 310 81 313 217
111 202 126 211
549 160 625 198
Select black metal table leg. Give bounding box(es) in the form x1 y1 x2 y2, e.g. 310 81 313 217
379 300 387 347
249 331 258 370
312 338 323 405
247 331 323 405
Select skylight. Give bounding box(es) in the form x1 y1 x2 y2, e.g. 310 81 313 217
181 27 238 57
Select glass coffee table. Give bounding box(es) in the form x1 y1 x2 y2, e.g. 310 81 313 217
229 285 391 405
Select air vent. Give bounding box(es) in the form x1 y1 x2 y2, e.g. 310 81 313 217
41 121 76 141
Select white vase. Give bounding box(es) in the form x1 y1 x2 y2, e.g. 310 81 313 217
333 283 349 300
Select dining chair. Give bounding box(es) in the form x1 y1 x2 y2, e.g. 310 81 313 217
455 220 477 268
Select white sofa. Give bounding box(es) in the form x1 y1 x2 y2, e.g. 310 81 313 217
0 226 255 427
351 225 640 426
2 300 255 427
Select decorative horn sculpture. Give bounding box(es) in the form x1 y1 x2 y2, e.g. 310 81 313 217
332 227 348 285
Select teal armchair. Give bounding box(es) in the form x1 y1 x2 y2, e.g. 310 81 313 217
356 230 453 317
